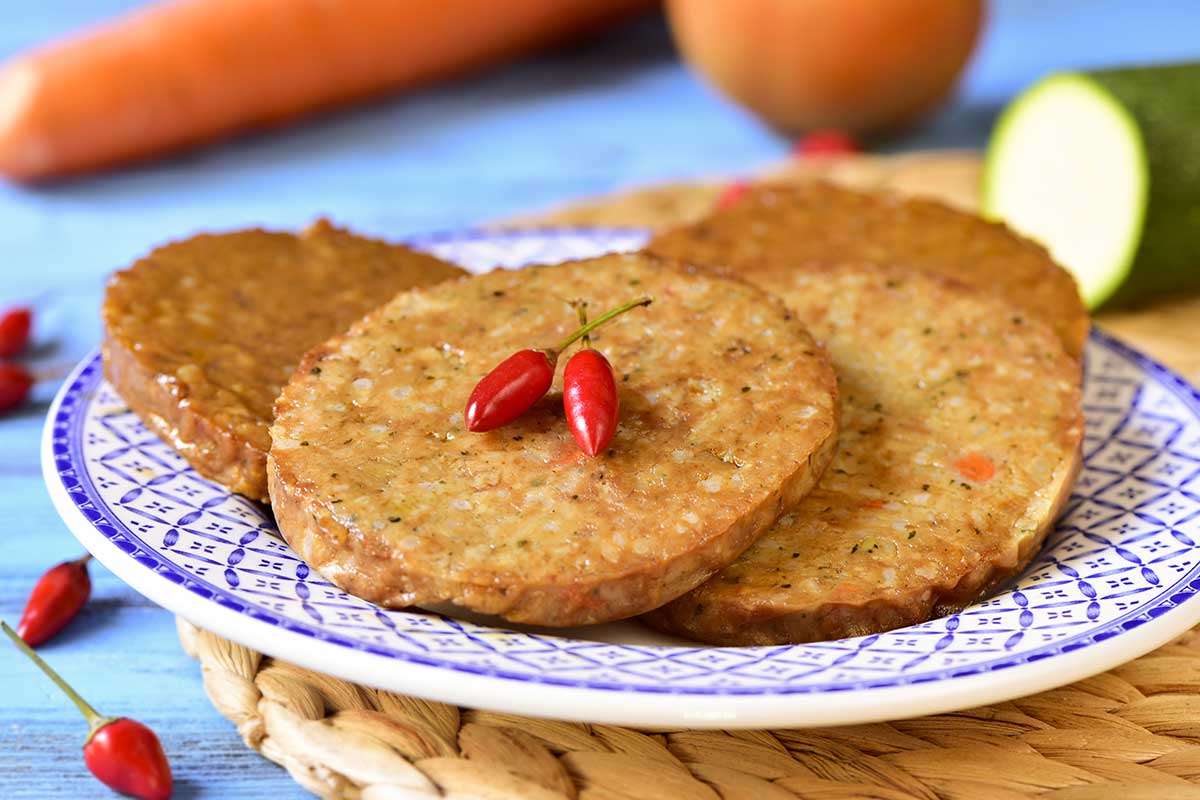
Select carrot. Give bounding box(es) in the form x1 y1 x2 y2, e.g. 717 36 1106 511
953 452 996 482
0 0 656 181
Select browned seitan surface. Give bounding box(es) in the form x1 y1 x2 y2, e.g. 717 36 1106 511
268 253 839 627
642 264 1083 645
101 220 466 502
646 182 1090 359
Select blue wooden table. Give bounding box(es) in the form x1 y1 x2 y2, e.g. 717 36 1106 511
1 2 1195 797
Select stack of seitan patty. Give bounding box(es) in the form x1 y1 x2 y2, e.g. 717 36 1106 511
642 183 1085 644
102 183 1085 644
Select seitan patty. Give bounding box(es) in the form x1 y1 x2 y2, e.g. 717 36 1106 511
646 182 1089 359
268 253 839 627
102 220 466 502
642 264 1083 646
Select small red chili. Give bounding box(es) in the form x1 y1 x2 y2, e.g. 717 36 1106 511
0 306 32 358
2 621 174 800
0 361 33 414
793 129 859 158
715 180 748 210
563 302 620 457
465 296 651 433
564 349 619 457
18 554 93 647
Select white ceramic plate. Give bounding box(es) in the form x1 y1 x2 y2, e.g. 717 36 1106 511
43 228 1200 728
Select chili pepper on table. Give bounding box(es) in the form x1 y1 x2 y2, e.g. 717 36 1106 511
715 180 749 210
2 621 174 800
465 296 651 433
563 303 620 457
0 305 32 357
0 361 33 414
793 129 860 158
18 554 92 647
716 129 859 213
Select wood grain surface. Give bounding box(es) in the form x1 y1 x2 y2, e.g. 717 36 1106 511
2 3 1198 799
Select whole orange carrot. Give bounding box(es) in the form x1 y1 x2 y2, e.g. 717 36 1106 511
0 0 655 181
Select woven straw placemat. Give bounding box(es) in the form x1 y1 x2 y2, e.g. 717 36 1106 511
178 152 1200 799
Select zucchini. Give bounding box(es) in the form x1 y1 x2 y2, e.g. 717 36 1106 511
982 63 1200 309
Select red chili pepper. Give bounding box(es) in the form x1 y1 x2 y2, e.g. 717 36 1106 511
0 361 34 414
465 296 651 434
0 306 32 358
715 180 749 210
564 348 619 457
793 129 860 158
465 348 556 432
2 621 174 800
18 554 92 647
84 718 173 800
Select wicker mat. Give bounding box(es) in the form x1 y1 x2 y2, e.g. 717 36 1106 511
177 151 1200 799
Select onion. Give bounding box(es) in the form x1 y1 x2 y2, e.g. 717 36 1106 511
667 0 985 135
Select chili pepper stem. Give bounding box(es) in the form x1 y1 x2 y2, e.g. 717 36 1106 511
1 620 115 738
574 301 590 348
555 296 651 353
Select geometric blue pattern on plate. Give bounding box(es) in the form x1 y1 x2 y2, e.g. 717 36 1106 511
45 228 1200 698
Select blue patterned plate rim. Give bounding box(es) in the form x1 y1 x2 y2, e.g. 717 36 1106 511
40 227 1200 728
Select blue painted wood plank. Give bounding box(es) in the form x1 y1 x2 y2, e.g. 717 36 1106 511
1 1 1197 797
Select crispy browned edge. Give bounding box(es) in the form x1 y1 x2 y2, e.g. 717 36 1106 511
641 446 1082 645
640 265 1086 646
100 223 466 504
267 256 841 627
645 181 1091 362
102 331 271 500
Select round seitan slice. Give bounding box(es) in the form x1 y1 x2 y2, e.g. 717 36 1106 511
646 182 1090 359
642 264 1083 646
267 252 839 627
102 220 466 502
